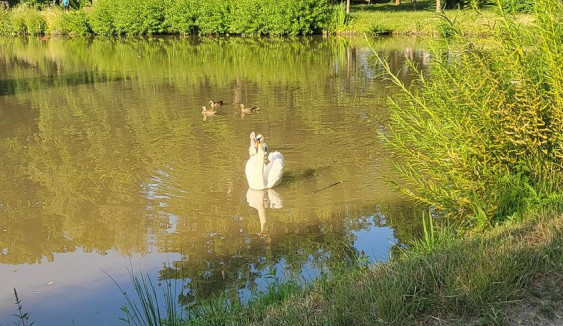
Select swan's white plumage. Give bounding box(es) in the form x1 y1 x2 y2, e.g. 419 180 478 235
248 132 257 156
264 151 284 189
245 132 284 190
245 152 266 190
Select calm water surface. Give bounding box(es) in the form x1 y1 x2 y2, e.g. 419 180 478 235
0 36 429 325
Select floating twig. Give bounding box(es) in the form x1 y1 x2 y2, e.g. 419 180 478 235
313 181 343 193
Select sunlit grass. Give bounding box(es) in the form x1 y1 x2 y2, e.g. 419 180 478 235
377 0 562 225
346 1 534 36
114 210 561 325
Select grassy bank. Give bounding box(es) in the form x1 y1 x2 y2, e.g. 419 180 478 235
117 210 562 325
346 1 534 36
242 211 562 326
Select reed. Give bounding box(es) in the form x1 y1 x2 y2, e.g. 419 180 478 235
12 288 35 326
377 0 563 227
108 269 186 326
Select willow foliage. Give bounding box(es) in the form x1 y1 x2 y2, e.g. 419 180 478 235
381 0 562 227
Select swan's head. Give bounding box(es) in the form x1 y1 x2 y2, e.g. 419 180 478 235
255 134 264 146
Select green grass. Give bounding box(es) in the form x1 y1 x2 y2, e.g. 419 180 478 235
345 1 534 36
116 210 562 325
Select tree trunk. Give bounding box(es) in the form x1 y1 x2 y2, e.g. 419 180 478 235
436 0 441 12
346 0 350 14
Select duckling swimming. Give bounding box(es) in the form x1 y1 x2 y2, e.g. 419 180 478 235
201 105 216 120
209 100 224 110
240 103 259 114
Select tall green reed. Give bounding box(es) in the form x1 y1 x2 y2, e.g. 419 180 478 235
377 0 563 228
108 270 186 326
13 288 35 326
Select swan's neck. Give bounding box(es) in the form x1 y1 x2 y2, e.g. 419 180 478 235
256 143 266 172
245 142 266 190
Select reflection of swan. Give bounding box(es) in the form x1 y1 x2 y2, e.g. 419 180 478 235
246 188 283 235
245 132 284 190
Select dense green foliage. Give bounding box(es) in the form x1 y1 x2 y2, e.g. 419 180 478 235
381 0 563 227
0 0 339 35
498 0 535 13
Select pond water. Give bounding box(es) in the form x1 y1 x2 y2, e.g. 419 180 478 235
0 36 429 325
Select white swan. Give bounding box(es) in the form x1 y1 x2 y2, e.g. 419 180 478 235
245 132 284 190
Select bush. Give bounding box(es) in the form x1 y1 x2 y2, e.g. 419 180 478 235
380 0 563 227
60 10 91 35
44 8 90 35
87 0 116 35
163 0 200 35
195 0 231 35
10 4 46 35
498 0 534 13
1 0 337 36
0 8 14 35
111 0 166 35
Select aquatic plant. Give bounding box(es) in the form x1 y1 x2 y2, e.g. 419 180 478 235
109 270 186 326
13 288 35 326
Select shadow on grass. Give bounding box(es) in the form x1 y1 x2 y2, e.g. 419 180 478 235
352 0 434 12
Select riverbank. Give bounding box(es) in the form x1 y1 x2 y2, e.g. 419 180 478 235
121 209 562 325
344 1 534 36
244 210 562 326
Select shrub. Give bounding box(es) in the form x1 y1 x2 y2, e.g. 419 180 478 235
379 0 563 227
1 0 336 36
87 0 116 35
111 0 166 35
497 0 534 13
10 4 46 35
195 0 231 35
163 0 200 35
47 9 91 35
0 8 14 35
60 10 91 35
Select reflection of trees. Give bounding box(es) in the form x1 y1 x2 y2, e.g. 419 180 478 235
0 36 428 275
157 202 423 304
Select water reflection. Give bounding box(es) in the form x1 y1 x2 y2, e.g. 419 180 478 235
246 188 283 236
0 35 430 325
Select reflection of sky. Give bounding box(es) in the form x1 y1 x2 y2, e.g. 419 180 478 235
0 250 182 326
0 215 397 326
352 221 397 263
235 215 397 305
